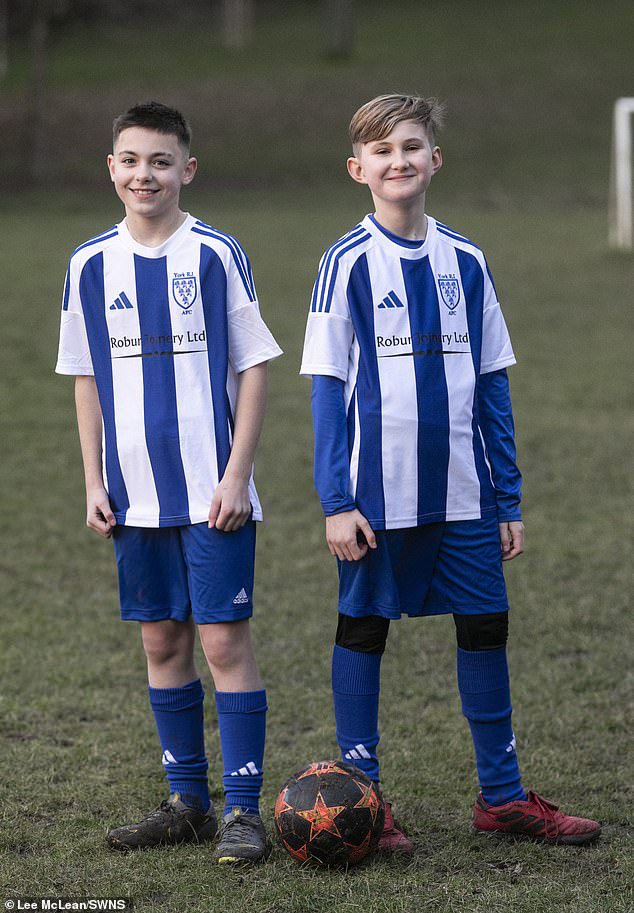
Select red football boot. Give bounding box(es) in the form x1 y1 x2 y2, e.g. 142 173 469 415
378 800 415 854
473 790 601 845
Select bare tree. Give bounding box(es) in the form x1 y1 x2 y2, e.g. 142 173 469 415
222 0 254 49
324 0 354 59
0 0 8 79
26 0 52 184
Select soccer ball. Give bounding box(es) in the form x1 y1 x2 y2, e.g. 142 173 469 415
274 760 384 866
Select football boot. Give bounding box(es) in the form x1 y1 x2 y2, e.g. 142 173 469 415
106 793 217 850
212 807 270 864
378 800 414 854
473 790 601 845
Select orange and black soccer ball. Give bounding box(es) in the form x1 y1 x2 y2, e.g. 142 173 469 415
274 760 384 866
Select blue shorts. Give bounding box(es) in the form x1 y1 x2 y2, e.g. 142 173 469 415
113 521 256 624
338 518 508 619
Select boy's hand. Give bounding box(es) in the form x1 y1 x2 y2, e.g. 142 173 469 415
500 520 524 561
208 475 251 532
86 487 116 538
326 510 377 561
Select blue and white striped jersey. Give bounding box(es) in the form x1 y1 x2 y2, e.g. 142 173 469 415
300 214 517 530
56 214 282 528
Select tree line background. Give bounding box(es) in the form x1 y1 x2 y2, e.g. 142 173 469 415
1 0 356 184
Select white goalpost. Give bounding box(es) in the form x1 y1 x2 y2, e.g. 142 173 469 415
609 97 634 249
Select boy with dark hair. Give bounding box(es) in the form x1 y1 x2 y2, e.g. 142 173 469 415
300 93 600 850
56 102 282 863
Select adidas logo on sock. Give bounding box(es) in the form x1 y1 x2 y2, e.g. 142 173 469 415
230 761 260 777
162 749 178 766
344 744 372 761
232 588 249 605
505 735 517 754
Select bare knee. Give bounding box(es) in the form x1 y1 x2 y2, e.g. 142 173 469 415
141 619 194 668
198 621 262 692
199 622 247 673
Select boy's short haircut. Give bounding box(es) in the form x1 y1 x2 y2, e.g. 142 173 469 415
349 93 445 149
112 101 192 152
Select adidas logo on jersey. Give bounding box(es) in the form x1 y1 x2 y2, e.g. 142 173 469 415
109 291 134 311
344 744 372 761
232 588 249 605
377 290 405 309
230 761 260 777
162 749 178 766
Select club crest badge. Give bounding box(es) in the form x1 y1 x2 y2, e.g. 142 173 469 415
438 276 460 312
172 276 198 310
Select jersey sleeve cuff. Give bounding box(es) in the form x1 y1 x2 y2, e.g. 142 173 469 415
55 363 94 376
497 503 522 522
300 363 349 382
480 355 516 374
232 346 283 373
322 498 356 516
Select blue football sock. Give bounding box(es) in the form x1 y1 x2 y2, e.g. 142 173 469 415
215 690 267 816
457 646 526 805
332 645 382 783
148 679 210 812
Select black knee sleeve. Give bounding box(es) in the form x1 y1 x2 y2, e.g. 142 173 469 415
453 611 508 651
335 613 390 655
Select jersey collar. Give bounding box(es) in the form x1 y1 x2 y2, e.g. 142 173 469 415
117 213 196 257
362 213 437 259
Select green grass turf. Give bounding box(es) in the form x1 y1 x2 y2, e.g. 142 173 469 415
1 185 631 911
1 0 633 909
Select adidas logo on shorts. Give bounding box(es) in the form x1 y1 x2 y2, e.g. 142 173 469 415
232 588 249 605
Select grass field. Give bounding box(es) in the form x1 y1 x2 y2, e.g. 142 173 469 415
1 2 633 911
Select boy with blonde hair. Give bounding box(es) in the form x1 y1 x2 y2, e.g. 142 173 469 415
301 94 600 850
57 102 282 863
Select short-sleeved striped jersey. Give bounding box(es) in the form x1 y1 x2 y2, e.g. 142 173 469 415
300 214 516 530
57 214 282 528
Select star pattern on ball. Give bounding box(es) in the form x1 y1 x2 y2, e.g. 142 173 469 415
274 788 293 820
345 830 372 863
297 760 343 780
353 779 382 824
297 790 345 840
285 839 308 862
